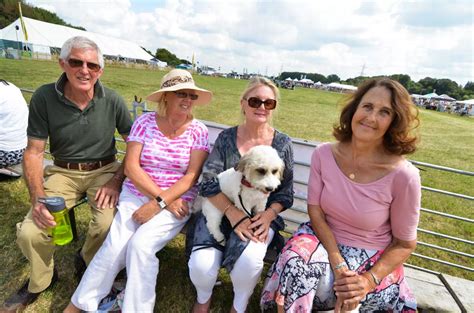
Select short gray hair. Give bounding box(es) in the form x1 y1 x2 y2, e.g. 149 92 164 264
59 36 104 69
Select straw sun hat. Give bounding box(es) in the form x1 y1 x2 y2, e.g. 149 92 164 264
146 69 212 105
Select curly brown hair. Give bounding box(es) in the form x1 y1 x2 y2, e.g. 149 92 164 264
333 78 420 155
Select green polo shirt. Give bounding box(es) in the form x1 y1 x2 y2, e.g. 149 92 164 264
27 73 133 162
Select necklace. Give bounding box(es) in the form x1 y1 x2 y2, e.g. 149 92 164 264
157 115 188 138
349 173 356 180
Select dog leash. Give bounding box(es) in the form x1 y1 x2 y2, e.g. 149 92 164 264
238 193 254 218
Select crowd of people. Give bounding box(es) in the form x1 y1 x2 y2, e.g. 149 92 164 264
2 35 422 313
413 97 473 116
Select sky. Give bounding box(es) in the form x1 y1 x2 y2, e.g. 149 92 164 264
27 0 473 86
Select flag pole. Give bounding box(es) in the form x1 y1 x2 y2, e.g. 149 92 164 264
18 2 29 59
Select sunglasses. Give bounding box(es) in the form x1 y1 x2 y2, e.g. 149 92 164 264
67 58 101 72
246 97 277 110
174 91 199 100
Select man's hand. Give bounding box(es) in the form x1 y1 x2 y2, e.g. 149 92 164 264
95 177 122 209
132 200 160 224
166 198 189 219
31 202 56 229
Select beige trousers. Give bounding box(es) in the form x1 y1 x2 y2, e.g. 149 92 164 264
16 161 120 293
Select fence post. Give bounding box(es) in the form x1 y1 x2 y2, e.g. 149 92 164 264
131 96 147 120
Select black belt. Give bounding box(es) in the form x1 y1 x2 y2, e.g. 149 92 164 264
54 156 115 171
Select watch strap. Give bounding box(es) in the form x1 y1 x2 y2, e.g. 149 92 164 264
155 195 167 209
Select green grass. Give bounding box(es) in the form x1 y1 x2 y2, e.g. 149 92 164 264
0 58 472 312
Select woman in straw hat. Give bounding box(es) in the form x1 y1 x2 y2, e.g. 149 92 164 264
187 76 294 313
65 69 212 312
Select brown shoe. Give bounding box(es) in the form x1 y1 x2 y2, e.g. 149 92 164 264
2 269 58 311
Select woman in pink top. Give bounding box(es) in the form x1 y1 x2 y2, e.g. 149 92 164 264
261 78 421 312
65 69 212 312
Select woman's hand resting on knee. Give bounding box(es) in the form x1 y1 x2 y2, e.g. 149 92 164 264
333 269 376 312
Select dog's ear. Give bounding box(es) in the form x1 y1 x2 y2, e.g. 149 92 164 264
236 153 250 173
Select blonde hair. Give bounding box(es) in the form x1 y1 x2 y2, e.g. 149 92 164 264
156 92 168 117
240 76 280 123
241 76 280 102
156 91 194 119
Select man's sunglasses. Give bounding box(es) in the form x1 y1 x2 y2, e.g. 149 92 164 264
67 58 101 72
174 91 199 100
246 97 277 110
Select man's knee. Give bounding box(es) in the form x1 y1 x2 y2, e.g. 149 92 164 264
16 220 50 248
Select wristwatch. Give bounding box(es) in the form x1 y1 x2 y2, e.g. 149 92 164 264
155 195 167 210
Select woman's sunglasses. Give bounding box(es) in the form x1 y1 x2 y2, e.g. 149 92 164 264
67 58 101 72
174 91 199 100
246 97 277 110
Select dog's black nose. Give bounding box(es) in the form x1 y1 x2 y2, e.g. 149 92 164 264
265 187 274 192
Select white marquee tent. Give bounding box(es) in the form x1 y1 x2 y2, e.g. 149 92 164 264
0 17 154 62
326 82 357 91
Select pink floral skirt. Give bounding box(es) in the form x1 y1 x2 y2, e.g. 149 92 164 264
260 222 417 312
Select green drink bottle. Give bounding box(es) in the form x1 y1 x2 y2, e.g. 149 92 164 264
38 197 73 245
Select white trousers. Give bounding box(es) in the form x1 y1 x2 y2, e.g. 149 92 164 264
71 186 189 312
188 229 274 313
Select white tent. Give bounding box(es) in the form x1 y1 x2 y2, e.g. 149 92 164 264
299 78 314 84
456 99 474 105
0 17 153 62
326 82 357 91
438 94 456 101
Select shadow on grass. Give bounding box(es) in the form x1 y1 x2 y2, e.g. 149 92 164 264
154 234 269 313
0 185 269 313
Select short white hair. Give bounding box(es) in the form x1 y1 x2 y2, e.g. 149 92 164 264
59 36 104 69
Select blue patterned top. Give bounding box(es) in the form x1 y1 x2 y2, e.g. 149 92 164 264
186 126 294 272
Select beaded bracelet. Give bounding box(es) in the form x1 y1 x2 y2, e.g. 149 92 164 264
333 261 348 270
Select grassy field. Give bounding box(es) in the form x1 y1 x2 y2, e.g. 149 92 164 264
0 58 472 312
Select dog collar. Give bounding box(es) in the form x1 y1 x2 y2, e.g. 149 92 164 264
241 177 253 188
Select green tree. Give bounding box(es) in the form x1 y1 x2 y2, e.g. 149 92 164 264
464 82 474 92
326 74 340 83
389 74 412 89
0 0 85 30
155 48 185 67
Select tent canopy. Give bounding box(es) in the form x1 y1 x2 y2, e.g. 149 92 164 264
456 99 474 105
327 82 357 90
0 17 153 61
438 94 456 101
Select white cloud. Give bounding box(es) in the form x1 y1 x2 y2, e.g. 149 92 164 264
28 0 473 85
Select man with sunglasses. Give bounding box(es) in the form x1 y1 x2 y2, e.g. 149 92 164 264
3 36 133 312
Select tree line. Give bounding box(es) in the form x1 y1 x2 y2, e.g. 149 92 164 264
0 0 85 30
279 72 474 100
142 47 191 68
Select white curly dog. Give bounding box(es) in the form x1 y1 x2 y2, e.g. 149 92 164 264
199 145 285 244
